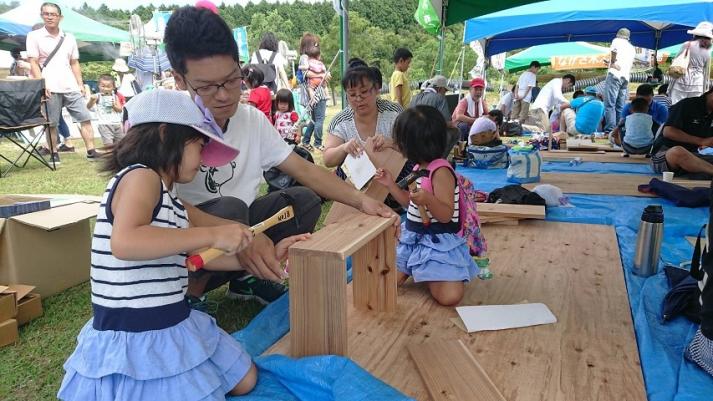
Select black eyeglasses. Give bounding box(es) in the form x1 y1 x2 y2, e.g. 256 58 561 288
41 12 60 18
185 67 243 97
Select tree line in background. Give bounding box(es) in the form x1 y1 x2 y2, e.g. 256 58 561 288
0 0 477 85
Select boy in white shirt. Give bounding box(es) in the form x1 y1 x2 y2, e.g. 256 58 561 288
511 61 541 122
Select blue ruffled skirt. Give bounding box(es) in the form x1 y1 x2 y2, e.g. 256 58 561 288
396 223 479 283
57 310 252 401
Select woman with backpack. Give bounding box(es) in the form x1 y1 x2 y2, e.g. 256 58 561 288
250 32 289 93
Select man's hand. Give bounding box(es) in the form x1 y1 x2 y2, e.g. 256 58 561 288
274 233 311 262
44 88 52 99
236 233 285 282
79 86 86 97
701 136 713 148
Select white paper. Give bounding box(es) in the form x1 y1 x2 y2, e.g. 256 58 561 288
455 303 557 333
342 154 376 190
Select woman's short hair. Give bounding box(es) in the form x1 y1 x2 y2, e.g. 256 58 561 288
259 32 279 52
342 63 382 91
393 105 448 163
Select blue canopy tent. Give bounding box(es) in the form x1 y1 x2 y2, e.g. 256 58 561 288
0 18 30 36
463 0 713 56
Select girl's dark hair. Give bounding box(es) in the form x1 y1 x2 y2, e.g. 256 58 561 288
488 109 504 126
164 7 239 75
393 105 448 163
342 64 382 90
241 64 264 88
102 123 204 181
274 89 294 111
259 32 279 52
348 58 368 69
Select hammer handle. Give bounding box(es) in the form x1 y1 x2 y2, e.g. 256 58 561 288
409 182 431 227
186 206 295 272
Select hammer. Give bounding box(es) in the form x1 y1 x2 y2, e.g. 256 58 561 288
397 169 431 226
186 193 300 272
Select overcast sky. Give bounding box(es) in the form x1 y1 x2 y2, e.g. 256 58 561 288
2 0 326 12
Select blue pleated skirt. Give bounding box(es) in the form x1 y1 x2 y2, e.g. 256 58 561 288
396 223 480 283
57 310 252 401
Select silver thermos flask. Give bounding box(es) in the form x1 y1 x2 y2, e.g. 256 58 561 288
633 205 664 277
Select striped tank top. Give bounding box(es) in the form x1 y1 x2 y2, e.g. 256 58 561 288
405 174 460 234
90 164 190 332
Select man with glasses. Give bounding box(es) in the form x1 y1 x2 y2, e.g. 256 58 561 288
164 7 396 307
26 2 100 164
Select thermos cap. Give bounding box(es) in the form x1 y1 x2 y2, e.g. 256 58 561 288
642 204 664 223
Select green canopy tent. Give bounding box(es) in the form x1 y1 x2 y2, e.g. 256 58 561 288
505 41 610 72
0 1 128 43
417 0 547 73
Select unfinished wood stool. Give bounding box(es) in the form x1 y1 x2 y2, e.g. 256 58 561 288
288 213 398 357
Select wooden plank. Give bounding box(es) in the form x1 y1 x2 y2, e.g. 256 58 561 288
324 145 406 225
566 138 618 152
671 178 711 188
269 221 646 401
288 252 347 357
476 203 545 220
541 151 651 164
290 213 396 259
352 225 398 312
523 173 653 197
408 340 506 401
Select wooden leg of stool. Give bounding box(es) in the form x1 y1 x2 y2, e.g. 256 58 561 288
289 251 348 357
352 225 397 312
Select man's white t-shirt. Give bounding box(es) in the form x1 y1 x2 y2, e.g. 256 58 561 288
177 104 293 206
530 78 566 112
608 37 635 80
516 71 537 102
25 28 80 93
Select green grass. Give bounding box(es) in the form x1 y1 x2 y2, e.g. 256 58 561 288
0 105 340 400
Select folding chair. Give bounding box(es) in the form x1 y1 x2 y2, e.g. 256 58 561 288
0 78 55 177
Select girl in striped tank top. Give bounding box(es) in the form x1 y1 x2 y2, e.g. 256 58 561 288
58 91 307 400
374 106 479 306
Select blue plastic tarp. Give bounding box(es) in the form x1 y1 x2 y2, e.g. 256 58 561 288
462 0 713 55
457 165 713 400
229 162 711 400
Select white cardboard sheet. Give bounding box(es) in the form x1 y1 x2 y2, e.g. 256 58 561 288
455 303 557 333
343 153 376 190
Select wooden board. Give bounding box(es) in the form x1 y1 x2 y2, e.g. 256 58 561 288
565 138 618 152
476 203 545 220
324 145 406 225
541 150 651 164
290 213 396 259
352 225 398 312
523 173 708 197
408 340 505 401
268 221 646 401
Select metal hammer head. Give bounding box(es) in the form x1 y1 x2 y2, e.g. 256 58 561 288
397 169 429 191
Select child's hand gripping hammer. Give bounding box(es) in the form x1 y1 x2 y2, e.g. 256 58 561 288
397 169 430 226
186 195 299 272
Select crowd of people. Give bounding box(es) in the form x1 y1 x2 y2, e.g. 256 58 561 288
7 2 713 400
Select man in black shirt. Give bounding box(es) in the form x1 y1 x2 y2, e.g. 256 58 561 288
651 89 713 176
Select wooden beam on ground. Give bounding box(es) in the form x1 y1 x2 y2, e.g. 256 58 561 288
324 146 406 225
269 221 647 401
408 340 506 401
541 150 651 164
523 173 708 197
288 213 397 357
477 203 545 220
566 138 618 152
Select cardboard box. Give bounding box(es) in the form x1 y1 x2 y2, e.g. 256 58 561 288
0 201 99 297
16 293 42 325
0 284 37 323
0 318 18 347
0 195 51 218
0 285 16 322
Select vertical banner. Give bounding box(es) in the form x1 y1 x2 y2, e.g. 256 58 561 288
233 27 249 63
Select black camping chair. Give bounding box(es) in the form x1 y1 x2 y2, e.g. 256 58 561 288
0 78 56 177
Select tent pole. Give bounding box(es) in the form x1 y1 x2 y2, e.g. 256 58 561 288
436 2 447 75
340 0 349 108
458 45 465 101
